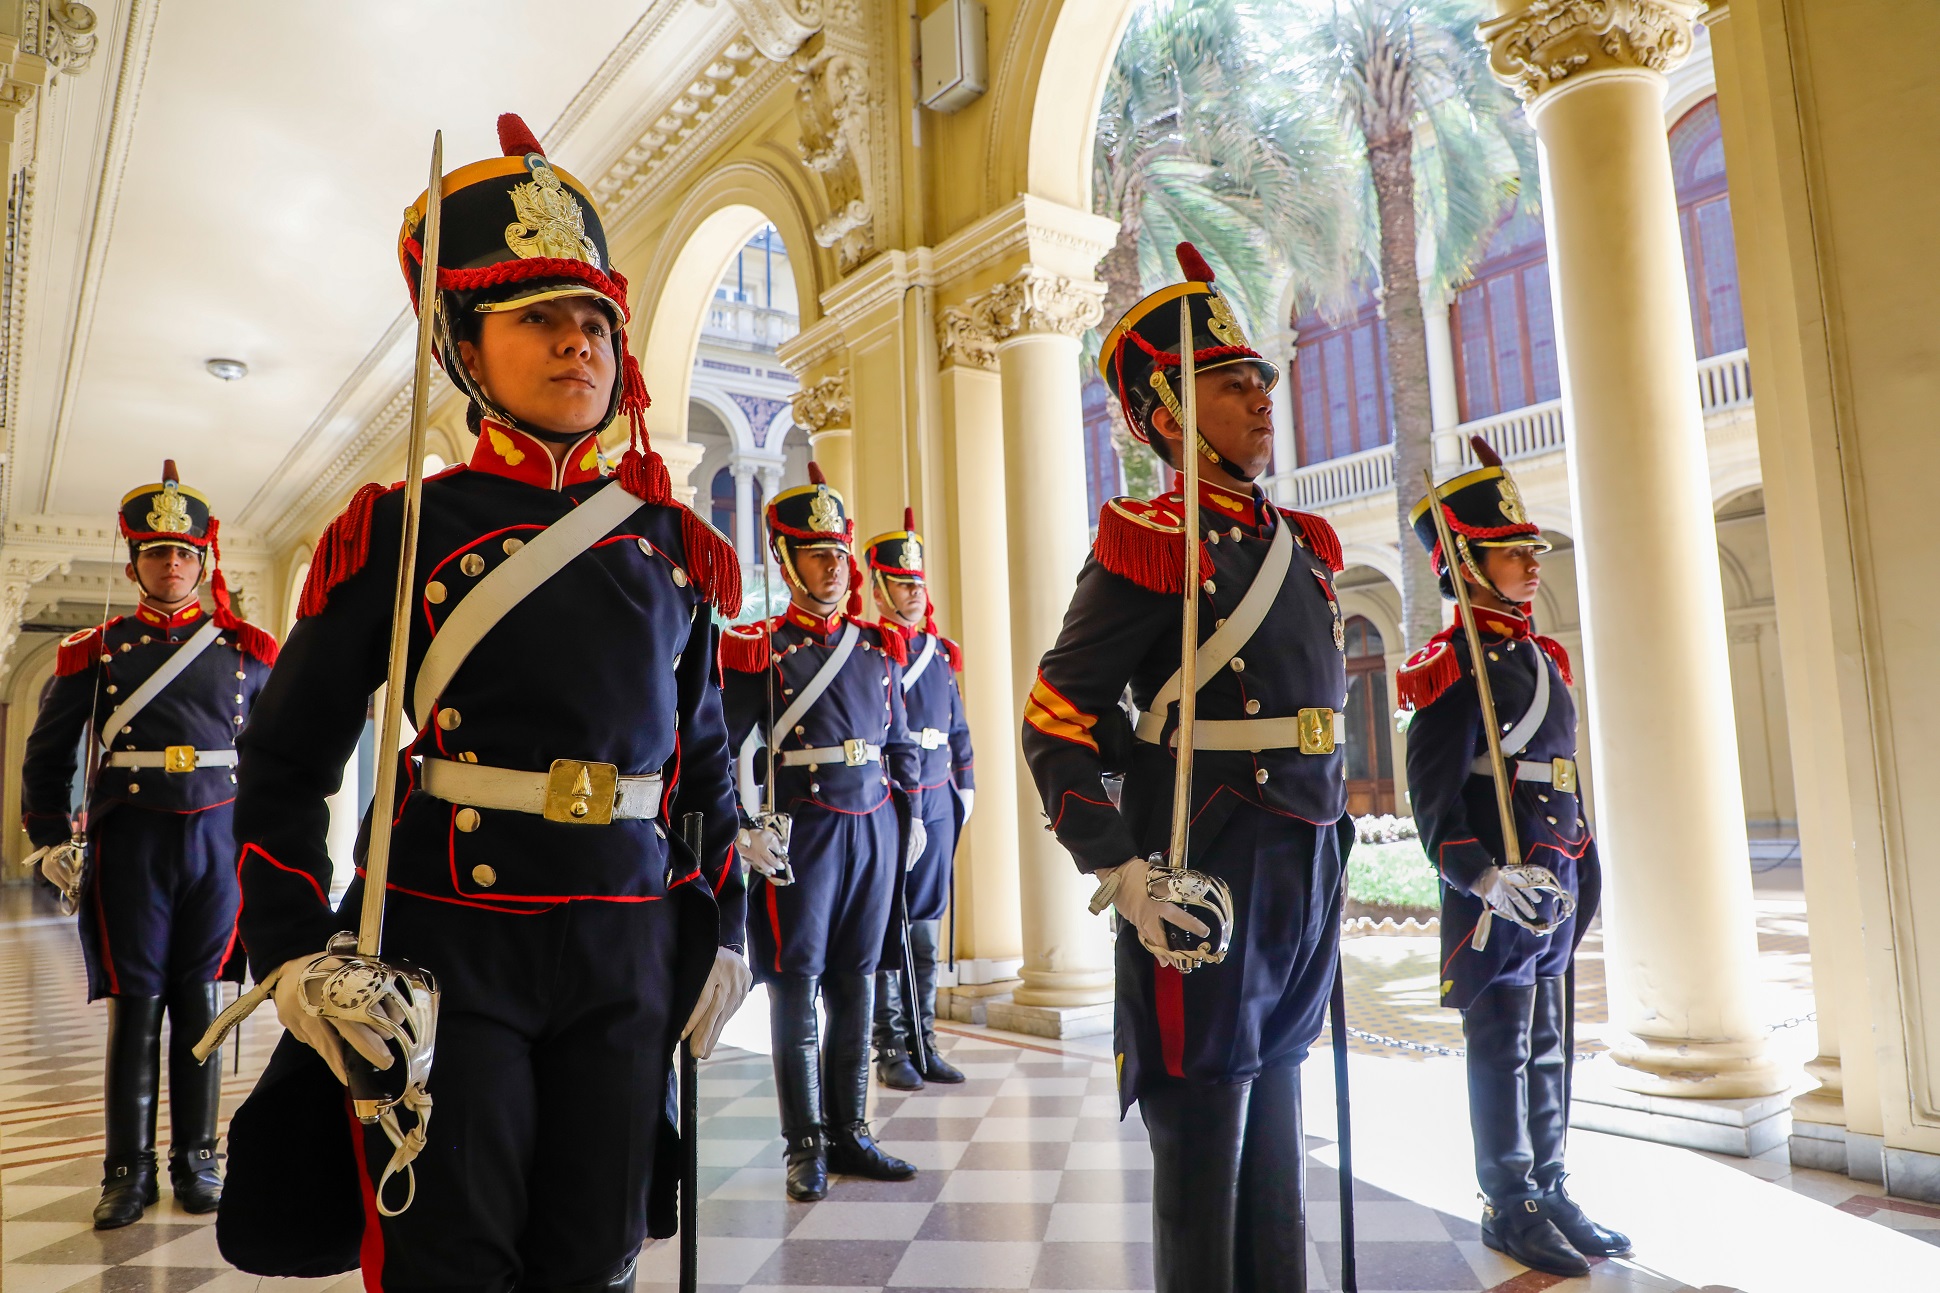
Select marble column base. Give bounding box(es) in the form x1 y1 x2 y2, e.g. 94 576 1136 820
1569 1056 1799 1157
984 997 1113 1040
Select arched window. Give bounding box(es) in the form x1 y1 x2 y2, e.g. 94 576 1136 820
709 467 735 539
1450 209 1561 422
1341 615 1397 816
1292 285 1392 466
1671 98 1745 358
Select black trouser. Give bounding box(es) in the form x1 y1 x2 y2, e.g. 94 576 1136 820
1461 976 1568 1203
872 918 941 1055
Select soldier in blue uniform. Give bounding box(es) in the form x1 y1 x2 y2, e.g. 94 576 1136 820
722 469 923 1200
1021 244 1351 1293
21 463 276 1227
861 510 973 1090
1397 445 1629 1278
216 115 750 1289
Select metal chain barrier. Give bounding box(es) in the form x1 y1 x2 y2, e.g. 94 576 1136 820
1332 1012 1816 1061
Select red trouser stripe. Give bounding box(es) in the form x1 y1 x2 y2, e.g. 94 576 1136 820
766 882 784 974
345 1099 386 1290
1155 964 1186 1078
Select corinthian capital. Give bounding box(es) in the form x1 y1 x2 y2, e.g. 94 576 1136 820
936 307 999 371
965 268 1105 344
1479 0 1701 103
790 370 851 433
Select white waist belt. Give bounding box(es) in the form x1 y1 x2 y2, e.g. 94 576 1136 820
1471 756 1578 785
105 748 238 770
421 756 663 823
778 741 882 768
917 727 946 750
1135 709 1344 754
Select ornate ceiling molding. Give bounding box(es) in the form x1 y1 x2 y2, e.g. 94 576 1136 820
591 36 767 217
1479 0 1702 103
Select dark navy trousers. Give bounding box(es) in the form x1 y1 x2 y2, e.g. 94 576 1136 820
82 802 242 1001
750 803 898 982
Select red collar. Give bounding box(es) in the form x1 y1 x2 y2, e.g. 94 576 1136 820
787 605 846 637
468 420 604 491
1163 479 1269 530
135 599 206 629
875 617 924 643
1457 604 1533 640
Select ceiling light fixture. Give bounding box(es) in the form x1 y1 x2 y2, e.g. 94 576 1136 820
205 358 248 382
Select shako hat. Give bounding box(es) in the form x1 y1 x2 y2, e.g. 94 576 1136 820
1408 436 1550 599
398 113 652 446
1099 242 1278 470
766 463 864 616
120 460 211 554
862 508 924 580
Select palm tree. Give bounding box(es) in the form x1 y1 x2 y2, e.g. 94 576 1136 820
1293 0 1535 650
1092 0 1361 496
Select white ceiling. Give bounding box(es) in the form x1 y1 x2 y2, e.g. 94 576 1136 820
11 0 694 544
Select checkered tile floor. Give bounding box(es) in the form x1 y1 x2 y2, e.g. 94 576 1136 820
6 883 1939 1293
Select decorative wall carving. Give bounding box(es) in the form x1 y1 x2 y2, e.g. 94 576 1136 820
728 391 792 447
726 0 823 61
790 369 851 433
1479 0 1701 102
936 306 998 371
592 38 763 211
954 268 1105 347
0 551 68 670
45 2 99 77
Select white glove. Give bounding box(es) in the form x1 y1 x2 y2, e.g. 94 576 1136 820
956 786 974 822
737 825 788 878
1100 857 1207 971
906 817 929 871
272 953 395 1086
681 947 753 1060
1472 864 1540 922
37 841 86 900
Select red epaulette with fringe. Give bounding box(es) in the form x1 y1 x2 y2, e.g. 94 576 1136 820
615 451 743 618
1093 497 1214 595
1280 507 1344 573
214 613 279 667
55 625 106 677
871 621 908 667
940 636 964 672
296 482 395 619
719 620 776 674
1396 627 1462 712
1536 634 1573 686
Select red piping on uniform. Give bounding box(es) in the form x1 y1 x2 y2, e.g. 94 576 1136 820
1051 790 1114 833
1155 964 1186 1078
715 843 735 894
1434 837 1480 881
368 876 570 914
1443 925 1479 980
346 1097 387 1291
766 883 784 974
240 842 327 907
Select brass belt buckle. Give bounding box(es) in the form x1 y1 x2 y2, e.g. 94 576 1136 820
842 738 869 767
1552 757 1578 794
1296 708 1336 756
920 728 945 750
163 745 198 773
544 759 619 824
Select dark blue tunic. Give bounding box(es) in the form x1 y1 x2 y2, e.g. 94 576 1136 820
1022 482 1352 1112
1398 608 1602 1011
722 608 921 981
882 624 973 921
20 601 274 999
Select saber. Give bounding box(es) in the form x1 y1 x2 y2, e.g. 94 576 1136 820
360 132 445 960
679 812 704 1293
1420 468 1521 949
895 848 928 1075
1164 296 1201 889
1330 962 1358 1293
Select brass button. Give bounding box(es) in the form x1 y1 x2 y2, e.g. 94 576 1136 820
1207 531 1220 545
503 537 525 555
671 568 689 588
236 670 246 680
141 635 152 644
1489 651 1500 661
1255 768 1269 784
234 716 244 725
437 709 462 730
1245 699 1261 715
471 864 496 887
637 537 652 556
217 637 227 646
1202 580 1217 594
129 782 140 793
455 808 481 833
809 781 820 793
122 725 132 734
1230 658 1245 673
426 581 447 604
1538 793 1549 802
121 643 132 653
460 553 486 577
1546 816 1558 825
1230 527 1242 541
106 684 118 695
880 776 889 786
235 694 244 703
1215 618 1227 629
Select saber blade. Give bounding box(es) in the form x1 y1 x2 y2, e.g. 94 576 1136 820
1165 297 1200 876
359 132 444 958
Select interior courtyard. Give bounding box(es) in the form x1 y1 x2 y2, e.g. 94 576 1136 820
1 1 1938 1290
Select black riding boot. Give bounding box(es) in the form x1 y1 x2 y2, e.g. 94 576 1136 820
517 1255 639 1291
1528 976 1630 1257
769 974 828 1201
1236 1065 1307 1292
871 967 924 1091
1464 983 1586 1277
822 973 915 1181
166 981 225 1212
95 995 164 1230
909 919 962 1084
1142 1077 1250 1293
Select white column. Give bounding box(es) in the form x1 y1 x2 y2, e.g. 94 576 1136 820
1423 294 1465 467
1267 326 1299 483
730 459 758 568
1483 0 1783 1097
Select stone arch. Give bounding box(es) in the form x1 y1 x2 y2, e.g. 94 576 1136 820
989 0 1143 210
689 385 758 454
629 164 824 470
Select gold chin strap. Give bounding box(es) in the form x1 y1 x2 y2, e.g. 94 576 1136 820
1453 533 1509 604
1147 369 1226 469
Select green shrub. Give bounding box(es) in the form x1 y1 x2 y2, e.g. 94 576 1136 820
1346 838 1441 911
